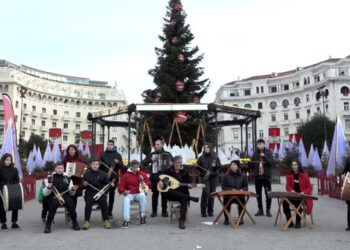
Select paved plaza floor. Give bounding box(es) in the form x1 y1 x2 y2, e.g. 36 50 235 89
0 181 349 250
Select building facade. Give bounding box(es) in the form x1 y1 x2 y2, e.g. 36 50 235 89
0 59 130 149
215 56 350 158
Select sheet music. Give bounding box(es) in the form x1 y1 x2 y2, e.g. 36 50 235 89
66 162 75 177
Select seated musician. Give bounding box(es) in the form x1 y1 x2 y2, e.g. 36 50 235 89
43 164 80 233
342 158 350 231
221 160 248 225
82 159 113 230
0 153 21 230
158 155 199 229
283 160 313 229
118 160 151 229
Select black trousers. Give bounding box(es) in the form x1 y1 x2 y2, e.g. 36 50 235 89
84 194 109 221
151 173 167 213
108 183 117 214
165 190 189 220
47 195 77 224
347 201 350 227
200 176 217 215
255 178 272 210
223 196 245 221
283 199 302 223
0 197 18 224
41 196 50 219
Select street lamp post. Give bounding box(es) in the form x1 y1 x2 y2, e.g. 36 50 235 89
317 85 327 143
19 86 27 144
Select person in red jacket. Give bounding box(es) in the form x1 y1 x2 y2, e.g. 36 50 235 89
283 160 313 229
62 144 85 209
118 160 151 228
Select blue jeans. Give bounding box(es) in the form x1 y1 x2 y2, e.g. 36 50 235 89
123 193 147 221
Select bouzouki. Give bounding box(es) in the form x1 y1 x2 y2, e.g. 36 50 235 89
138 173 150 194
157 174 206 193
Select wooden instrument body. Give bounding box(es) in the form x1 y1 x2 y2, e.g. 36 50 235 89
341 172 350 201
138 174 150 194
210 190 258 198
157 174 205 192
66 162 87 178
268 191 318 200
1 183 24 211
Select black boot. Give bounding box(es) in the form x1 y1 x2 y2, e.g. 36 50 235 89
44 222 51 233
189 196 199 203
255 209 264 216
266 209 272 217
72 220 80 231
179 219 185 229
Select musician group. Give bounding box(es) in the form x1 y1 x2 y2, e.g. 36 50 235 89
1 138 350 233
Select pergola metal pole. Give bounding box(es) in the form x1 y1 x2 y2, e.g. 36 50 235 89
253 117 258 150
139 114 143 162
214 111 218 157
127 113 132 166
240 124 243 154
101 125 105 149
245 123 249 156
107 126 110 141
92 119 96 158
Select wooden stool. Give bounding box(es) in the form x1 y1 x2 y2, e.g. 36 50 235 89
130 201 141 217
167 201 189 223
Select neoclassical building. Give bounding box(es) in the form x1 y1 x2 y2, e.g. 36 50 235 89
215 55 350 158
0 59 130 149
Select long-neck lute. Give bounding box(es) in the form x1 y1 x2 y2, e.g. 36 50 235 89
157 174 205 193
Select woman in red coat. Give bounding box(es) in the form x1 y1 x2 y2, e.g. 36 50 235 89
283 160 313 229
62 144 85 209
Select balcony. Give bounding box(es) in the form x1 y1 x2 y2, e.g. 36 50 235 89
23 123 29 129
74 129 81 134
30 125 37 130
292 119 301 124
51 115 59 120
63 128 70 134
23 110 30 116
41 113 49 119
31 111 39 117
63 116 70 122
40 126 48 132
75 117 82 122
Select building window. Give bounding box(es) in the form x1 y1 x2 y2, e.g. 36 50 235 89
341 86 350 96
15 115 18 122
306 94 310 102
271 114 276 122
74 90 80 97
23 117 26 123
270 86 277 93
256 87 259 94
88 102 93 106
41 134 45 138
52 122 57 128
64 111 69 116
41 121 46 127
31 119 35 125
282 99 289 109
87 92 93 98
229 92 236 97
32 105 36 111
244 89 251 96
88 125 92 130
53 109 57 115
261 86 264 93
284 113 289 120
284 84 289 91
345 119 350 131
75 124 80 130
317 107 321 113
98 93 106 99
15 101 19 108
76 112 81 118
0 115 4 121
269 101 277 110
42 107 46 113
244 103 252 109
259 130 264 138
233 129 239 141
63 135 68 142
258 102 263 109
294 97 301 107
64 123 68 129
284 128 289 136
326 104 329 112
344 102 349 111
294 81 300 88
307 109 311 118
24 103 27 109
21 131 25 137
296 111 300 119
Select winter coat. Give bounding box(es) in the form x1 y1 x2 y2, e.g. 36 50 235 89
162 167 190 195
250 148 274 179
141 149 173 174
286 172 313 214
43 172 75 198
197 153 221 178
62 155 85 196
118 169 151 194
0 165 19 189
100 150 124 180
83 169 109 195
222 171 248 191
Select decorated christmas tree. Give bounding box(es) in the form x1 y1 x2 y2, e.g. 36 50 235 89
141 0 211 151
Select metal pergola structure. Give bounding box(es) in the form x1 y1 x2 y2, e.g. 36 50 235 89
87 103 261 163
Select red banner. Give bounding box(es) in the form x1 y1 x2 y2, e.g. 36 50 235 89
81 130 92 139
49 128 62 137
2 94 17 136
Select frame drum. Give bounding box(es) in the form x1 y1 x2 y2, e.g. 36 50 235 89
2 183 24 211
341 172 350 201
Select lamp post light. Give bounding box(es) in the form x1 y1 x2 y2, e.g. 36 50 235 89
19 86 27 144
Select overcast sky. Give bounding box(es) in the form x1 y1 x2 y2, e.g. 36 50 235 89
1 0 350 103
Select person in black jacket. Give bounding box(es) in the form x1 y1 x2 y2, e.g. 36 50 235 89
158 155 199 229
197 143 221 217
43 164 80 233
141 139 173 217
82 159 113 230
0 153 21 230
342 157 350 231
222 160 248 225
100 140 124 218
250 139 274 217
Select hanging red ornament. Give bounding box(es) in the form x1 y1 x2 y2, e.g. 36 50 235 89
170 19 176 26
175 111 187 123
193 94 200 103
176 81 185 92
154 92 162 102
174 3 182 11
178 54 185 61
171 37 178 44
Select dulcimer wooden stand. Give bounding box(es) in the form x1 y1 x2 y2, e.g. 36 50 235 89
268 191 318 231
210 190 258 228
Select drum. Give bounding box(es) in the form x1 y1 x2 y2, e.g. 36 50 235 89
66 162 87 178
2 183 24 211
341 172 350 201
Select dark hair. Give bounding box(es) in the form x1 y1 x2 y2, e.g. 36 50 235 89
173 155 182 163
203 143 215 159
107 140 115 145
290 160 303 173
130 160 139 166
230 160 241 168
66 144 80 159
90 159 100 164
154 138 164 144
0 153 14 168
257 139 265 144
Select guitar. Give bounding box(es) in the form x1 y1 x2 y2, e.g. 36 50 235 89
157 174 206 193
